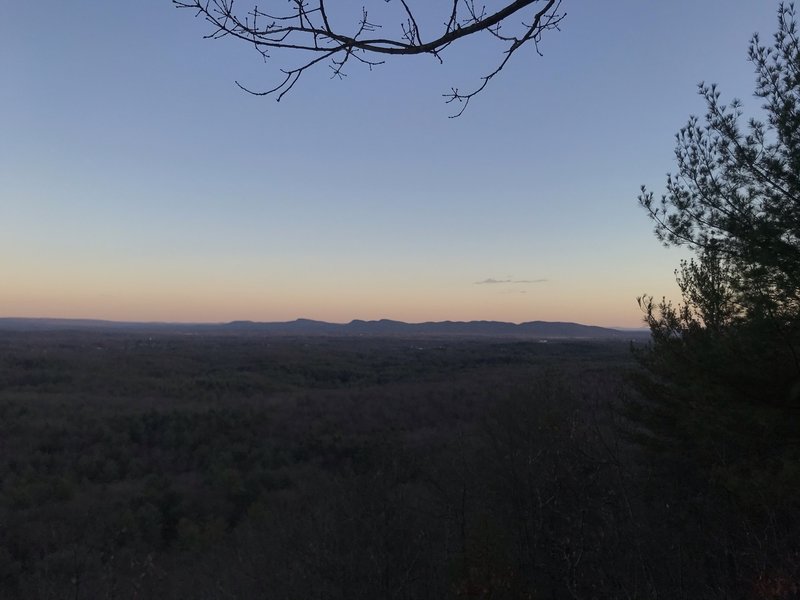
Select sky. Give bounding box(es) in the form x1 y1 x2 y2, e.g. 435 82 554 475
0 1 782 327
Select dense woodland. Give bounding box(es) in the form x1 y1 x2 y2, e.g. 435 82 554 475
0 332 626 599
0 331 795 599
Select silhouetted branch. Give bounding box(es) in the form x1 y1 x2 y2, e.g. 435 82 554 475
174 0 565 115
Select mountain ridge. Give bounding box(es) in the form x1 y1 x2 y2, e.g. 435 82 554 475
0 317 649 340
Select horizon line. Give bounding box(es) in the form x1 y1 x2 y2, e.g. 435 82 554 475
0 315 650 331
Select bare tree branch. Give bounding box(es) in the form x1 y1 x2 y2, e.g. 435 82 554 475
174 0 566 115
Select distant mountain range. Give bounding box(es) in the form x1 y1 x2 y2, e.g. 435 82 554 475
0 317 649 340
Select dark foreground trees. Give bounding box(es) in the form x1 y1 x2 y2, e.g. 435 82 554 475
173 0 564 115
635 3 800 594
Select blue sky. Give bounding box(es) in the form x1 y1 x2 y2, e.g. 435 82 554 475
0 1 780 326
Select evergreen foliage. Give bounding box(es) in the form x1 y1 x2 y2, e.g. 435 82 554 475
634 4 800 592
639 2 800 409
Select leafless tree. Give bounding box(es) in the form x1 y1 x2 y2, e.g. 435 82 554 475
173 0 565 115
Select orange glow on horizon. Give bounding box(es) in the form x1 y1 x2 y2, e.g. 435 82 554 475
1 257 677 329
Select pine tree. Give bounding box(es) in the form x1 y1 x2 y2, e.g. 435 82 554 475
633 5 800 593
639 2 800 409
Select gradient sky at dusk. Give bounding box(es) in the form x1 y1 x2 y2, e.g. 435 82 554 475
0 1 780 327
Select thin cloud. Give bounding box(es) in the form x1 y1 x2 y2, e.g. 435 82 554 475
475 277 548 285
